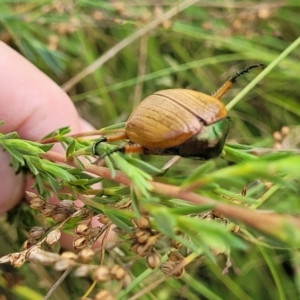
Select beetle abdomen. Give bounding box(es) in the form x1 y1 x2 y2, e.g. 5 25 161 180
143 117 231 159
126 92 202 149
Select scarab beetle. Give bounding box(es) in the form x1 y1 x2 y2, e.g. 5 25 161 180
93 64 264 160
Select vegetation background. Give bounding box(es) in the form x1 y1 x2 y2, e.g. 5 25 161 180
1 0 300 299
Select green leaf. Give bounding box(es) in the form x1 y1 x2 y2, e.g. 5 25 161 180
223 145 258 163
104 156 116 178
99 122 126 131
151 207 177 237
42 126 71 139
181 160 216 187
10 154 22 171
169 204 215 215
225 143 253 150
24 157 39 175
39 161 76 181
69 179 90 186
34 143 54 152
73 156 86 170
48 176 60 193
4 139 45 156
0 132 19 140
2 144 25 164
111 153 152 197
103 208 133 234
125 156 162 175
177 217 247 250
182 155 300 190
66 139 76 158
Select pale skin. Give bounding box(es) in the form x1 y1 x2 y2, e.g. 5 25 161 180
0 42 97 247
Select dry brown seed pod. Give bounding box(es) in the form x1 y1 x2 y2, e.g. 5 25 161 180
78 248 95 263
95 290 115 300
52 208 71 222
171 239 182 250
160 260 175 275
28 227 46 240
94 265 111 282
9 252 26 268
54 258 75 271
75 223 91 236
81 208 94 219
173 267 185 278
113 2 125 15
136 243 150 256
281 126 290 136
273 131 282 142
110 265 127 280
168 251 184 262
122 274 132 289
135 217 151 229
136 233 150 245
0 253 12 264
26 191 38 198
46 228 61 246
61 251 78 261
160 260 185 278
110 264 126 280
146 252 161 269
130 243 139 254
23 239 38 250
40 203 57 217
231 225 240 233
29 198 46 210
135 230 151 244
71 208 93 219
60 200 75 209
74 265 95 277
26 247 61 265
73 236 88 251
273 142 282 149
98 214 110 225
89 227 102 239
92 10 104 21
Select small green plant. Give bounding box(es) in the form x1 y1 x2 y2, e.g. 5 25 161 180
2 121 300 299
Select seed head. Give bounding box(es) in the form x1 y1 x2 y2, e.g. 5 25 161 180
146 252 161 269
110 265 126 280
30 198 46 210
73 236 88 251
78 248 95 263
46 228 61 246
94 265 111 282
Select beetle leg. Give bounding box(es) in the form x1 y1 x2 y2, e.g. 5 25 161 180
92 132 128 155
94 143 146 162
96 144 143 162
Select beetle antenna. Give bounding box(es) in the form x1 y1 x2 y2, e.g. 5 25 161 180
229 64 265 83
94 146 125 164
213 63 265 100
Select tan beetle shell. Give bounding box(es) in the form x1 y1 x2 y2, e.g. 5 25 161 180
125 89 228 149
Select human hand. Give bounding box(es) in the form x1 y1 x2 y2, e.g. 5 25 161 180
0 42 96 245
